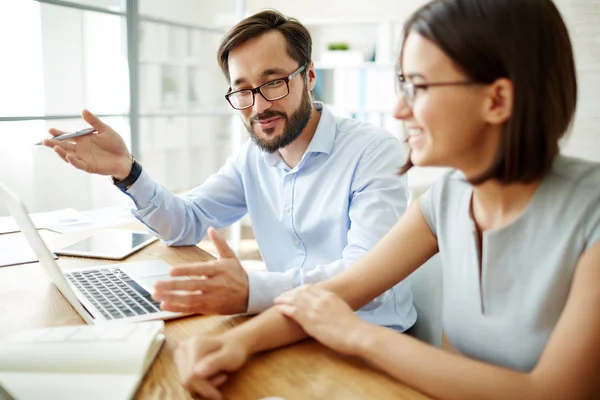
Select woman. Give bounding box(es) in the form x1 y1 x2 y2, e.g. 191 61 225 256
173 0 600 398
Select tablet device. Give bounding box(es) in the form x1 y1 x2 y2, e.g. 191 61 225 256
54 230 158 260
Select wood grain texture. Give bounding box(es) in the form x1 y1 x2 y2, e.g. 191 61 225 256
0 229 431 400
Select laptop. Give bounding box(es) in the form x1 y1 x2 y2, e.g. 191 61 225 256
0 182 185 324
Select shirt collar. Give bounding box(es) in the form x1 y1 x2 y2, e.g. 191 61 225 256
263 101 336 167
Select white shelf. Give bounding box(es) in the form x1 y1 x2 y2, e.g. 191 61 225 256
139 108 234 118
140 57 221 66
301 17 404 26
328 106 393 114
407 167 449 200
314 61 395 70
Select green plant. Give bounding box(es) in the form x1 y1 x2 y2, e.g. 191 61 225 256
327 42 350 51
162 76 178 93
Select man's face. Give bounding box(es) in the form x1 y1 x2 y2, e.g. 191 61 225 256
227 30 315 153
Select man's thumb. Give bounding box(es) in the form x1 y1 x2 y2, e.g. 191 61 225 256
208 227 236 259
81 109 108 131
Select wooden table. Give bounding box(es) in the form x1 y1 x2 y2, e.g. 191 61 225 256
0 229 430 400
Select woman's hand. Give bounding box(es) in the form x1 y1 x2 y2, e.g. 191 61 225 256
274 285 368 355
174 333 249 400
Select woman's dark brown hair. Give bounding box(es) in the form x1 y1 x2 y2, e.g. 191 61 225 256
217 10 312 82
399 0 577 184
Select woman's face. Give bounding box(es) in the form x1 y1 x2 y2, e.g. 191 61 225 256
395 33 505 174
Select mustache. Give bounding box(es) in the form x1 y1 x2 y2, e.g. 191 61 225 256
251 110 287 124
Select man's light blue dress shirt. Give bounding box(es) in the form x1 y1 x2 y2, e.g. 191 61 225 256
125 102 416 330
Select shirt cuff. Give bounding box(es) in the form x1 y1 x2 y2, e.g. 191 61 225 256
246 270 295 314
124 169 156 209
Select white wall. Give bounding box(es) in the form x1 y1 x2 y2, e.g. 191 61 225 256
31 4 131 214
557 0 600 162
0 1 43 216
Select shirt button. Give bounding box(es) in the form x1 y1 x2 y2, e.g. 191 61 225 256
284 205 291 213
294 240 300 246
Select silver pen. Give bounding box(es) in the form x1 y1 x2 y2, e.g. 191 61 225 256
34 127 97 146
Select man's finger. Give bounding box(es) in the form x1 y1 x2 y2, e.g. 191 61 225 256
81 109 109 131
170 263 219 277
65 153 90 172
154 277 217 292
45 138 76 152
208 227 236 259
160 301 202 314
48 128 68 138
154 291 205 306
52 146 69 163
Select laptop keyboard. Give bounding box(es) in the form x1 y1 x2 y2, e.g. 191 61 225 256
65 268 162 320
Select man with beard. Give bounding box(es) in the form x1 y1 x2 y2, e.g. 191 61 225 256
42 10 415 330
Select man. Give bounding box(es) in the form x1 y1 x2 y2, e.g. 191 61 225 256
44 10 415 329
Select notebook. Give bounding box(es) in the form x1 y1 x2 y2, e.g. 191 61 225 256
0 321 165 400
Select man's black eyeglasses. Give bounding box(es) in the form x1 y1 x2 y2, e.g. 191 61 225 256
225 63 308 110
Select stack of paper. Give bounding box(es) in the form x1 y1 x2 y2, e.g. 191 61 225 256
0 321 165 400
0 207 138 235
0 234 54 268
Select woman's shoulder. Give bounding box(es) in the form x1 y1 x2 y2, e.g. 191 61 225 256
427 168 471 198
549 154 600 200
419 168 471 229
552 154 600 183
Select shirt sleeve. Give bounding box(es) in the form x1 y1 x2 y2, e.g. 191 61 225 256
419 184 438 238
584 194 600 252
123 151 248 246
245 136 408 313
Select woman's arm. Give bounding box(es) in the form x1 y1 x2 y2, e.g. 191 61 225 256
175 199 439 398
232 199 437 352
278 240 600 400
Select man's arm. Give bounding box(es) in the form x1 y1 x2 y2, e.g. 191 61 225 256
245 136 408 312
125 147 248 246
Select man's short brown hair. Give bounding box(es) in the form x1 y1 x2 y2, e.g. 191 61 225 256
217 9 312 82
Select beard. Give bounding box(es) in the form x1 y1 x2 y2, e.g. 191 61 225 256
244 88 312 153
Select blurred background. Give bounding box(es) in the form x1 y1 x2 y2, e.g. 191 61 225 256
1 0 598 253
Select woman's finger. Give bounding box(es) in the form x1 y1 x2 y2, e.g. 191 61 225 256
210 374 229 387
275 304 299 318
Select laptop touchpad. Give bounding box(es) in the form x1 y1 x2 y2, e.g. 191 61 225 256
137 275 170 293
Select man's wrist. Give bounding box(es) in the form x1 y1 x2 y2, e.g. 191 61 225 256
113 154 134 181
112 155 142 190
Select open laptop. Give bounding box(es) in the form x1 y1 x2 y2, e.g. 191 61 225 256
0 182 184 324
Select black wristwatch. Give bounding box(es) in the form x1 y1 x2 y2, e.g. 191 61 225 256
112 156 142 190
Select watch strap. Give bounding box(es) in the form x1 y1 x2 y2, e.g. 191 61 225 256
112 157 142 190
